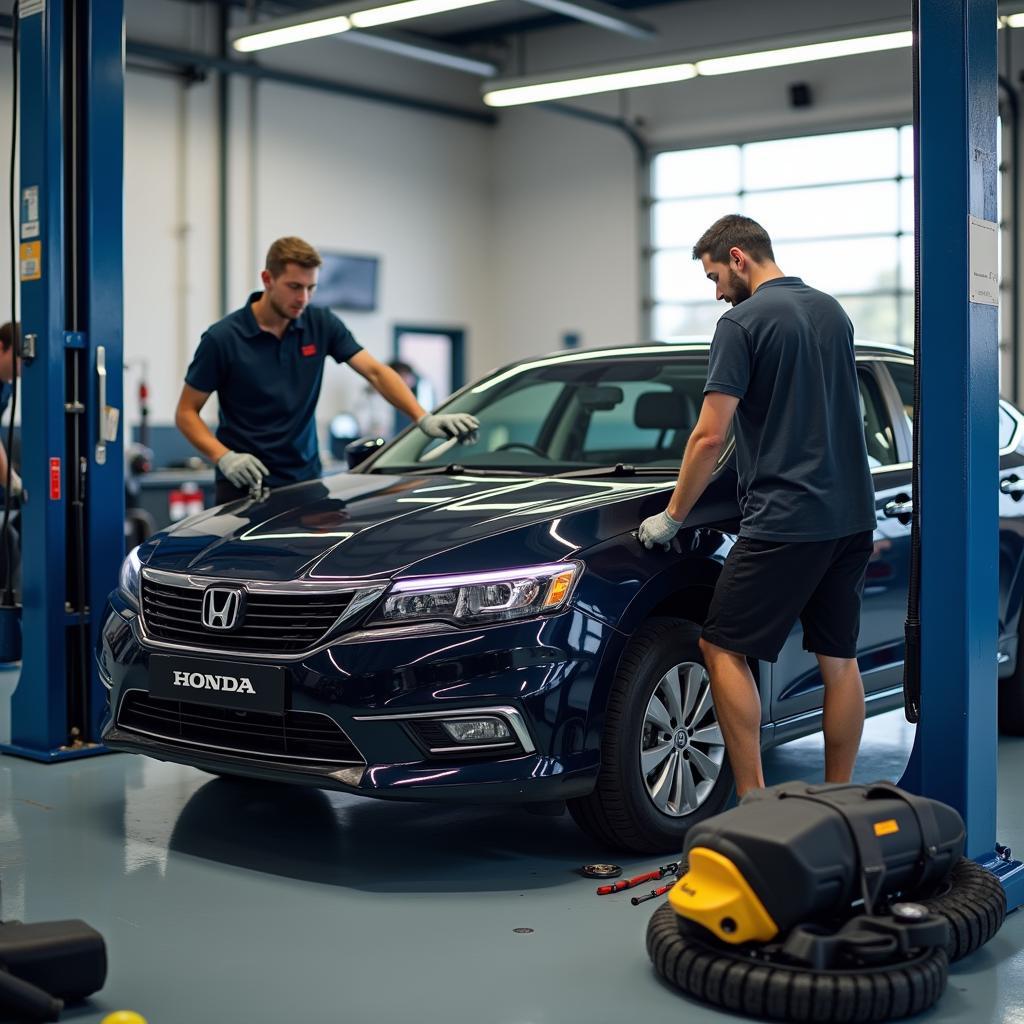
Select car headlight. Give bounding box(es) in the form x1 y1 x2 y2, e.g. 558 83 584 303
376 561 581 626
118 545 143 608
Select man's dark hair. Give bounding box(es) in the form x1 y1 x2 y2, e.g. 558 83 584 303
692 215 775 264
0 322 19 354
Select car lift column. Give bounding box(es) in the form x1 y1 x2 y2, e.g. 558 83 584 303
2 0 124 761
901 0 1024 907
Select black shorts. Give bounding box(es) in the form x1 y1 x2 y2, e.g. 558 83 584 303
701 530 874 663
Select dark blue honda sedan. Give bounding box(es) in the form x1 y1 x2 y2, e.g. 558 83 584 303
97 341 1024 852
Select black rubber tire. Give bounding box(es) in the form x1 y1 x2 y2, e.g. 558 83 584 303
646 903 949 1023
568 617 734 853
914 857 1006 962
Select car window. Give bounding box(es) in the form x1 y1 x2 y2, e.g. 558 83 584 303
369 352 711 473
581 381 681 458
885 360 915 431
887 358 1019 450
858 369 899 468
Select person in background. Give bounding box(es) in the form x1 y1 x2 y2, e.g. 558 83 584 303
175 237 478 504
0 323 22 502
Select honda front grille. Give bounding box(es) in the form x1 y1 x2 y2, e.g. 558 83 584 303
140 576 357 655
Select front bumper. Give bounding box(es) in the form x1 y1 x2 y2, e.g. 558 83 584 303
98 594 624 804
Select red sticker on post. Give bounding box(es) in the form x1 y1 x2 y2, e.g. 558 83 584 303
49 457 61 500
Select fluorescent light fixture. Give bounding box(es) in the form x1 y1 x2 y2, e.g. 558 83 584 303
349 0 498 29
483 63 696 107
233 14 351 53
1006 12 1024 26
482 30 917 107
695 31 912 75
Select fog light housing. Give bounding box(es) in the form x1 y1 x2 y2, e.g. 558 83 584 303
442 717 512 744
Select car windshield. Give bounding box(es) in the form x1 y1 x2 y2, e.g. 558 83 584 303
369 347 711 474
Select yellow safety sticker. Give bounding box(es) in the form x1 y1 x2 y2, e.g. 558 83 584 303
874 818 900 837
19 241 41 282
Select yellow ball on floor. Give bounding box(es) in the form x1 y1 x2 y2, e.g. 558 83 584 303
101 1013 148 1024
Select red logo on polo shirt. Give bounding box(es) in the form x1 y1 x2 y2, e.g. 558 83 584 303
302 344 317 357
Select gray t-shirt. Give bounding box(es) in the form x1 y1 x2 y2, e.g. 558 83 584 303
704 276 876 542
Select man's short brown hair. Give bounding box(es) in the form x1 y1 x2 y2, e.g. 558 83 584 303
265 237 322 277
692 215 775 264
0 322 19 353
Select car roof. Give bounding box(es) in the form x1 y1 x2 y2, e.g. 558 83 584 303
502 338 912 371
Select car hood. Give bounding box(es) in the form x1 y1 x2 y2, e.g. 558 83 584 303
141 468 739 582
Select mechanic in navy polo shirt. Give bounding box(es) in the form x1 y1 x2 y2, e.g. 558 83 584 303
176 237 478 505
0 323 22 502
637 215 875 801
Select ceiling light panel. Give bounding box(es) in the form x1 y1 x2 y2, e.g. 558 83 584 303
233 15 352 52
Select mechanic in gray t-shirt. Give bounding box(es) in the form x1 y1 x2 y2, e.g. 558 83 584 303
637 214 876 799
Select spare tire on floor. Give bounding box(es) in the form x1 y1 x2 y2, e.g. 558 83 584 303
646 903 949 1023
914 857 1006 962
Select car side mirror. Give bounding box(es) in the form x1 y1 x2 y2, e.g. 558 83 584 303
345 436 386 469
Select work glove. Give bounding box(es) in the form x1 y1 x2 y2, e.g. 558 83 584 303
5 470 22 500
418 412 480 444
217 451 269 490
638 509 683 550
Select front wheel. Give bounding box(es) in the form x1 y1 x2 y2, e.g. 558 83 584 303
568 617 734 852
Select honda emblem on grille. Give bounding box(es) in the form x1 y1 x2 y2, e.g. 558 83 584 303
201 586 246 631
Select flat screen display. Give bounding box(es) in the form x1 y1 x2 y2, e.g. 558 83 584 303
314 251 379 312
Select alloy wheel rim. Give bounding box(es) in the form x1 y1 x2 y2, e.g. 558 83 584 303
640 661 726 818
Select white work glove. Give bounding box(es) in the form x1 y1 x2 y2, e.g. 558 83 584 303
638 509 683 550
217 451 269 490
418 412 480 444
5 469 21 500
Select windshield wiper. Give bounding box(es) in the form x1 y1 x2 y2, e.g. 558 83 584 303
551 463 678 479
367 464 534 477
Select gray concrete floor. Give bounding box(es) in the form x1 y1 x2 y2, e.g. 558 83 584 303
2 699 1022 1023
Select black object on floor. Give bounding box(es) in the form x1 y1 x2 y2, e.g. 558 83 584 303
0 919 107 1022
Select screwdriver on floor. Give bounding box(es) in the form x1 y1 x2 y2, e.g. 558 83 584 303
595 862 679 895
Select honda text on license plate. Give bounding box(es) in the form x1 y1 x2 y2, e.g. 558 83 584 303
149 654 285 713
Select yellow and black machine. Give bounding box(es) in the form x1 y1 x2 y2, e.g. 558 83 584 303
647 782 1006 1022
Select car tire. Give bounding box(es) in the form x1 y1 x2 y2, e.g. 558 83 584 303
914 857 1006 962
646 903 949 1022
568 617 734 853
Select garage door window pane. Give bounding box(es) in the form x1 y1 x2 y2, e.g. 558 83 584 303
653 196 742 249
773 237 900 295
652 302 722 340
745 182 899 240
839 295 899 343
744 129 899 190
653 250 715 302
653 147 741 198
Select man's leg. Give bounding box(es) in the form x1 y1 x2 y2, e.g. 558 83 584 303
699 637 764 797
815 654 865 783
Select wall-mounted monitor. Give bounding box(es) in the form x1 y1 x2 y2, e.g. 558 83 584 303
314 251 379 312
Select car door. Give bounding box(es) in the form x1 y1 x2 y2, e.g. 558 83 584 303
883 357 1024 674
770 360 912 728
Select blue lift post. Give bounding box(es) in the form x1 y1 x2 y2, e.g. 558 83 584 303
901 0 1024 908
2 1 125 761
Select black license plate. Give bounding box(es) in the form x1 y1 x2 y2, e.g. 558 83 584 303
149 654 285 714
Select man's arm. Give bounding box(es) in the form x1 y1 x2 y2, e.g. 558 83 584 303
347 350 426 422
638 391 738 548
665 391 739 522
175 384 229 463
346 350 479 441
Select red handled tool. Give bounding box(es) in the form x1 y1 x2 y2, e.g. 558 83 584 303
631 882 675 906
596 861 679 895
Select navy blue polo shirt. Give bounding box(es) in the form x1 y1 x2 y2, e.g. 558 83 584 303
185 292 362 486
704 277 876 542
